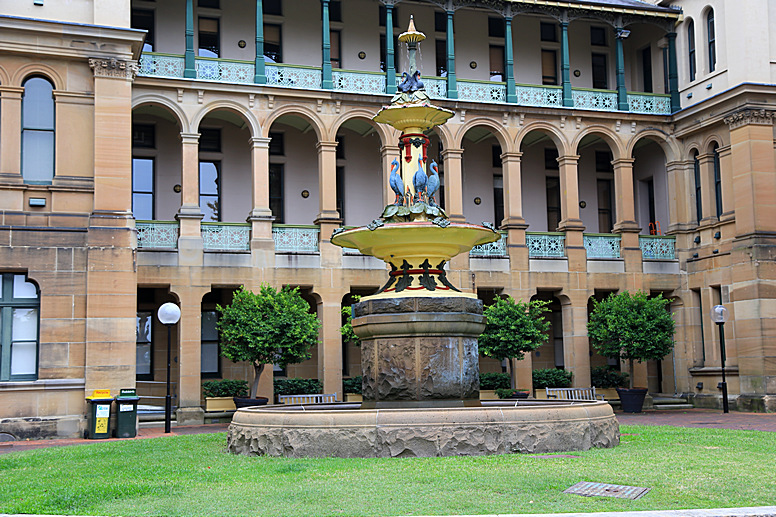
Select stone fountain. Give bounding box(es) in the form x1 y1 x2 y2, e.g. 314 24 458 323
227 18 619 458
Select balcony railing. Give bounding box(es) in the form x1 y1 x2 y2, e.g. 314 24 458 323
333 69 386 94
584 233 621 259
136 221 179 249
196 57 253 84
139 53 185 79
526 232 566 258
458 79 506 103
202 222 251 251
572 88 618 111
639 235 676 260
265 63 322 89
516 84 563 107
470 231 507 257
628 92 672 115
272 224 320 252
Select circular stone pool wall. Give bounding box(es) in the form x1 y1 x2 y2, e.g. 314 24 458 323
227 401 619 458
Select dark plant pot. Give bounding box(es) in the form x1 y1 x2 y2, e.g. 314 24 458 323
616 388 648 413
233 396 269 409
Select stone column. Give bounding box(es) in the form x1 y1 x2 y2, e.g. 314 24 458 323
177 132 204 265
445 10 458 99
316 140 342 268
441 148 465 223
254 0 266 84
561 296 591 388
665 160 694 233
557 155 585 271
175 285 210 425
0 86 23 182
716 144 735 222
612 158 641 271
666 32 680 113
384 3 397 95
560 18 572 107
321 0 333 89
615 29 628 111
501 152 528 270
184 0 196 79
317 289 344 400
381 144 400 206
249 136 275 267
504 15 516 103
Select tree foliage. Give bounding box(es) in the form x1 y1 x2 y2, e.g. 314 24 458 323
339 295 361 347
217 285 320 397
479 297 551 362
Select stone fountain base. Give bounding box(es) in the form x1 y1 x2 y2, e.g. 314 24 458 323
227 401 619 457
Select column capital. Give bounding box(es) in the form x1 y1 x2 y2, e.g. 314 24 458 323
180 132 200 144
611 157 635 168
441 148 464 159
0 86 24 97
723 109 775 130
697 153 716 165
557 154 580 166
316 140 338 152
250 136 272 148
88 58 139 81
500 151 523 162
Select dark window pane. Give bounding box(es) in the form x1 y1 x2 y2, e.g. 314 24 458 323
707 9 716 72
330 30 341 68
379 34 398 72
378 5 399 28
688 20 696 81
541 49 557 85
327 1 342 22
540 22 557 42
133 124 155 148
264 0 282 16
641 46 653 93
336 166 345 222
435 11 446 33
591 26 607 46
269 132 284 155
132 9 155 52
488 17 505 38
200 128 221 152
592 53 608 89
492 145 502 168
597 179 613 233
546 177 561 231
595 150 613 172
264 24 282 63
198 17 219 58
336 136 345 160
489 45 504 81
493 175 504 226
201 311 219 340
544 148 559 170
436 39 447 77
198 0 219 8
269 163 284 223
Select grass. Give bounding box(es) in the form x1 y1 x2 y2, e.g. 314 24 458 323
1 425 775 517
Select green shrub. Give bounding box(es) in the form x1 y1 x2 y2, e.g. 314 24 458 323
479 372 511 390
202 379 249 398
532 368 572 389
274 378 322 396
495 388 530 399
343 376 362 394
590 365 629 388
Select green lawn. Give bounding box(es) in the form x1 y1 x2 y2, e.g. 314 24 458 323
1 425 774 517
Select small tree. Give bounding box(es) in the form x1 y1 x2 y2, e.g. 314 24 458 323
479 297 551 388
217 285 321 399
587 291 675 389
339 295 361 347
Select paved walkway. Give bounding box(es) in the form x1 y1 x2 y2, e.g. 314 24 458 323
1 408 774 455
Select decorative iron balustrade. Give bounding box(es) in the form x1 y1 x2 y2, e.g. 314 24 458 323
572 89 618 111
515 84 563 107
470 232 507 257
196 58 253 83
458 80 506 103
423 77 448 99
138 53 185 79
584 233 621 259
628 93 672 115
526 232 566 258
136 221 179 249
639 235 676 260
272 225 320 252
265 64 323 89
333 69 386 94
202 223 250 251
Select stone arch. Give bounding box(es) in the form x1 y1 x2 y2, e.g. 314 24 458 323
430 123 454 152
571 126 626 160
515 122 569 155
0 65 10 85
686 144 701 160
627 129 680 163
192 100 261 137
12 63 64 90
455 118 512 153
703 134 724 154
263 105 326 141
329 110 391 147
132 95 189 131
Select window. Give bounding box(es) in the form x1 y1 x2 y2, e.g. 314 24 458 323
22 76 55 184
546 177 561 231
434 11 446 33
645 178 656 230
493 175 504 227
544 148 559 170
707 9 716 73
379 5 399 28
491 145 502 168
201 311 220 377
541 49 558 85
264 0 282 16
597 179 613 233
336 166 345 222
641 46 653 93
326 1 342 23
713 144 722 218
336 136 345 160
269 163 284 223
488 17 505 38
693 150 702 222
591 26 607 46
198 0 219 8
131 9 154 52
132 158 154 220
489 45 505 81
269 132 284 156
198 17 219 58
200 128 221 153
595 150 613 173
540 22 557 42
688 20 696 81
133 124 155 149
136 311 153 381
592 53 608 89
264 24 282 63
662 47 670 94
435 39 447 77
199 161 220 222
330 30 341 68
0 274 40 381
379 34 398 72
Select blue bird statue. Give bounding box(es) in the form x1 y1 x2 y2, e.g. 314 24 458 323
427 160 440 207
412 156 427 203
389 158 404 205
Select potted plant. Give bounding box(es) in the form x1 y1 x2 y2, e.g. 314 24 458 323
217 285 321 408
590 365 629 401
479 296 551 390
342 376 362 402
495 388 530 399
202 379 249 412
479 372 511 400
587 291 675 413
532 368 573 399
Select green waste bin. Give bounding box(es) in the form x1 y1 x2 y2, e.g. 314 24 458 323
85 389 114 439
115 388 140 438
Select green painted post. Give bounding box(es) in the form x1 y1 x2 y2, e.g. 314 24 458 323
667 32 680 112
446 10 457 99
616 31 628 111
385 4 396 94
254 0 266 84
184 0 196 78
560 21 572 107
505 16 516 103
321 0 333 89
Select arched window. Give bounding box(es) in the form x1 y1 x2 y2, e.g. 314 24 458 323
0 274 40 381
707 9 716 73
21 76 55 184
687 20 696 82
712 143 722 218
692 150 702 222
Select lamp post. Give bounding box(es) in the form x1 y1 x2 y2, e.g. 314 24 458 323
710 304 729 413
158 302 181 433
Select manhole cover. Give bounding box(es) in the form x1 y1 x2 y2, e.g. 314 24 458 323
564 482 650 500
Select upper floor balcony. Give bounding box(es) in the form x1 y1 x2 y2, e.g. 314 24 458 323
132 0 680 116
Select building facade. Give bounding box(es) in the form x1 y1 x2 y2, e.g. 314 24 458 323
0 0 774 440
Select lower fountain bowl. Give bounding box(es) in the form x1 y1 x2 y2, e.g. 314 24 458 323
226 400 619 458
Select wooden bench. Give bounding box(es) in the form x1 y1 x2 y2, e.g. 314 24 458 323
278 393 338 405
546 387 605 401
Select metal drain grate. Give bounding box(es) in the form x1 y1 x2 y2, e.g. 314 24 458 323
564 481 651 500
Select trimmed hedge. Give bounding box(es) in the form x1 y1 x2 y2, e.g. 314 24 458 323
479 372 511 390
202 379 249 398
343 376 362 394
532 368 573 389
591 365 629 388
274 378 322 396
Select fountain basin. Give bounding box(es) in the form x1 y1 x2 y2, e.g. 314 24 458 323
227 401 620 458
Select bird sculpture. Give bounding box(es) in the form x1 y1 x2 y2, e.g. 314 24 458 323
389 158 404 205
427 160 440 207
412 156 427 204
